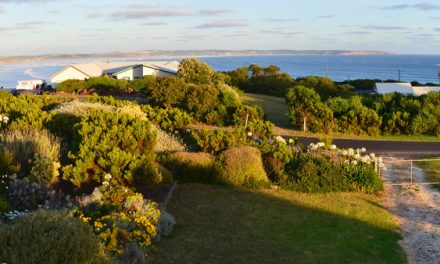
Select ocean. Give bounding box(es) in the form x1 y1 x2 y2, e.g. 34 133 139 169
0 55 439 89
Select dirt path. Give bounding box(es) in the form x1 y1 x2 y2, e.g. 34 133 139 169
381 157 440 264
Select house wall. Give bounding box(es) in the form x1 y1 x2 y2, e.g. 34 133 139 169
142 66 175 77
51 67 90 86
115 68 136 80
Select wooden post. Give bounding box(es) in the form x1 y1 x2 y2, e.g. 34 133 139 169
303 117 307 132
410 160 413 184
244 113 249 129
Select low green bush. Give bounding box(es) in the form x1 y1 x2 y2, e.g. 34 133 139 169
283 155 352 193
218 146 270 189
0 90 13 99
142 105 193 131
56 79 84 93
0 210 110 264
63 110 158 187
344 163 383 194
192 129 244 154
161 151 218 183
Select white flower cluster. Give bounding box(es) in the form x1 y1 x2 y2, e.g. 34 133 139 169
337 147 386 170
0 114 9 124
275 136 287 144
309 142 326 151
2 210 28 221
102 174 112 187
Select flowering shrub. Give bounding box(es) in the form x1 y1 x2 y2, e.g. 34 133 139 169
77 181 162 261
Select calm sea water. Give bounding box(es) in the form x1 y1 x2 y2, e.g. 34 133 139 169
0 55 439 89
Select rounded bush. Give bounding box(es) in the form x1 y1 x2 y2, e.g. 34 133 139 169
219 146 269 189
162 151 218 183
0 210 110 264
344 163 383 194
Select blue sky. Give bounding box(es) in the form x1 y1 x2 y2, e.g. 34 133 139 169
0 0 439 56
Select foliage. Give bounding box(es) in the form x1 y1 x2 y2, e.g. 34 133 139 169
143 77 187 108
62 110 158 187
283 154 352 193
161 151 218 183
0 210 110 264
327 96 382 135
184 84 220 120
0 128 60 177
142 105 193 131
178 58 215 85
344 163 383 194
218 146 270 189
0 90 13 99
286 85 334 133
153 127 187 153
157 211 176 238
297 76 355 99
227 64 294 96
192 129 244 154
78 186 161 261
56 79 85 93
7 176 69 210
29 155 61 185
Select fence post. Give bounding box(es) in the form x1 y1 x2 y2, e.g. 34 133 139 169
410 160 413 184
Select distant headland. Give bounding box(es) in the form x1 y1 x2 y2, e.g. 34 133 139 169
0 50 394 64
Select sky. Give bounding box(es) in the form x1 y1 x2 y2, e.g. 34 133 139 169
0 0 440 56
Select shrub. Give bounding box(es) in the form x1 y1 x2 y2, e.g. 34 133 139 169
0 210 110 264
283 155 352 193
178 58 215 85
0 90 13 99
56 79 85 93
29 155 61 185
7 176 70 210
161 151 217 183
0 194 10 213
142 105 192 131
219 84 241 108
344 163 383 194
0 128 60 177
144 77 187 108
62 110 158 187
132 156 163 186
154 127 187 153
157 211 176 238
286 85 334 133
184 84 220 120
218 146 270 189
78 191 161 261
192 129 243 154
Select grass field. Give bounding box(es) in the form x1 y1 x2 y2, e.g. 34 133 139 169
417 158 440 188
150 184 406 264
240 92 440 142
240 93 290 128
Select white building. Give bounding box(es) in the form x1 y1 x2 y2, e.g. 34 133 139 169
375 82 440 96
375 83 414 95
16 80 45 91
50 61 179 87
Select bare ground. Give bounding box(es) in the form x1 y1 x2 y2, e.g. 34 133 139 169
382 157 440 264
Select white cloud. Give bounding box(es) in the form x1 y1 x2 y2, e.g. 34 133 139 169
195 20 248 29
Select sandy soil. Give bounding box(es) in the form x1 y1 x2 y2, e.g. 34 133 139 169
381 157 440 264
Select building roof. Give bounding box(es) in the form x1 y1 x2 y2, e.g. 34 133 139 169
412 86 440 96
51 60 179 80
375 83 414 95
375 82 440 96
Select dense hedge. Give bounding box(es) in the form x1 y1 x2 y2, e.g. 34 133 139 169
63 109 159 187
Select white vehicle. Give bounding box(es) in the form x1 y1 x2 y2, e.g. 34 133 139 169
15 80 45 93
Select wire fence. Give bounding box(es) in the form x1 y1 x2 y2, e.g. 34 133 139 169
382 158 440 186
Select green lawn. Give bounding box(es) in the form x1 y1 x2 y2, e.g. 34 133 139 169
240 93 290 128
150 184 406 264
417 158 440 188
240 92 440 142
